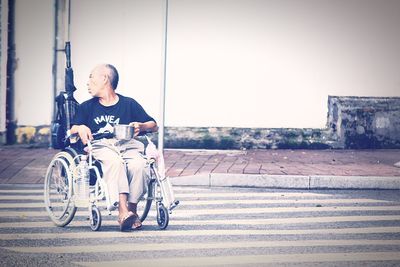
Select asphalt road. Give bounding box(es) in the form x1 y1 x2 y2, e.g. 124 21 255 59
1 185 400 266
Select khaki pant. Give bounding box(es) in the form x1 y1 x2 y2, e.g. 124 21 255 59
91 138 148 205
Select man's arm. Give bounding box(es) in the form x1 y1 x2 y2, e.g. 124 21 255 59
129 121 158 136
70 125 93 145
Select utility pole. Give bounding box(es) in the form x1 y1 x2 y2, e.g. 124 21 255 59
0 0 8 144
52 0 70 119
6 0 15 144
158 0 169 153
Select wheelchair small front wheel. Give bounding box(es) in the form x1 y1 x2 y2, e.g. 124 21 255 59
156 203 169 230
90 206 102 231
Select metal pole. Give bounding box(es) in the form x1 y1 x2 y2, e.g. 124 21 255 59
50 0 59 148
0 0 8 144
65 0 70 42
158 0 169 152
6 0 16 144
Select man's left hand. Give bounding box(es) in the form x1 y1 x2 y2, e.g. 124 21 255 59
129 122 141 136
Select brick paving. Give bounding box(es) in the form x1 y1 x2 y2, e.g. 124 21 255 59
0 146 399 184
163 149 400 178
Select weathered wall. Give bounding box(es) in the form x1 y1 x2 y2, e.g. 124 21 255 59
163 127 331 150
327 96 400 149
8 96 400 149
9 125 332 149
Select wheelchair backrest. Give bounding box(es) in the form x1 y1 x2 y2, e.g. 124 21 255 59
51 92 79 149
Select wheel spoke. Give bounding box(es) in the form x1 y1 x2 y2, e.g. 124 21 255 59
44 152 77 227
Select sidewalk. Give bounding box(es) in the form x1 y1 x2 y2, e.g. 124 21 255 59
0 146 399 189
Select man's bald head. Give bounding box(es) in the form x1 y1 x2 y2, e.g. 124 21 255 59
94 64 119 90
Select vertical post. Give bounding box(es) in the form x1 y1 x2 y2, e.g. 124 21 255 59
0 0 8 144
158 0 169 153
6 0 15 144
52 0 69 147
51 0 59 148
52 0 68 118
65 0 70 42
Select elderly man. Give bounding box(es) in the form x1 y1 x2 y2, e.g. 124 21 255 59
71 64 157 231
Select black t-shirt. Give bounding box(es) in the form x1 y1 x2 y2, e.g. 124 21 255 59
72 94 155 134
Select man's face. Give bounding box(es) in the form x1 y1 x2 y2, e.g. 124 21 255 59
87 67 106 97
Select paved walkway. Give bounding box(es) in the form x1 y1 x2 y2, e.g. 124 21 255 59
164 149 400 177
0 146 399 186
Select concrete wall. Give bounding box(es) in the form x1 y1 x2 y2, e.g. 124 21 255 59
13 0 53 126
327 96 400 149
14 95 400 149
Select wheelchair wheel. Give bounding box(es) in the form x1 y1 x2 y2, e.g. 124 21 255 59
136 179 154 223
44 151 77 227
156 202 169 230
90 206 102 231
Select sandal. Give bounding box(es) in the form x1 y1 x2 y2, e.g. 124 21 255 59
118 211 135 232
131 214 142 230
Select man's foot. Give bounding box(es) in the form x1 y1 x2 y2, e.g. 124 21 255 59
127 203 142 229
131 213 142 230
118 211 135 232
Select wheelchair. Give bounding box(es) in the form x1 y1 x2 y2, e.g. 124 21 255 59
43 133 179 231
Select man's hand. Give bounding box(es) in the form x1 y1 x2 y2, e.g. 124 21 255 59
129 122 141 137
128 121 158 136
77 125 93 145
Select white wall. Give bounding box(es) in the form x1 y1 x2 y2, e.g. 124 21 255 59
13 0 400 128
70 0 164 125
14 0 53 126
165 0 400 128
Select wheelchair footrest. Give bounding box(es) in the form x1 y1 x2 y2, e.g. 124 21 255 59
168 200 179 212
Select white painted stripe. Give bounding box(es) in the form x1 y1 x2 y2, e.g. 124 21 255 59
0 187 210 194
0 189 44 194
74 252 400 266
0 192 333 200
1 227 400 240
0 195 61 200
0 198 391 208
5 239 400 254
1 205 400 218
2 215 400 229
0 203 47 208
177 198 392 205
168 205 400 216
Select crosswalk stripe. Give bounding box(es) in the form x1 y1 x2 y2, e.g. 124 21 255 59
2 215 400 229
0 187 210 194
0 190 45 194
5 239 400 254
1 205 400 218
1 227 400 240
74 252 400 266
0 197 391 209
164 198 392 205
0 198 391 208
0 192 333 200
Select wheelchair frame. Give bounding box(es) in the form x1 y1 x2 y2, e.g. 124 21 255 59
44 137 179 231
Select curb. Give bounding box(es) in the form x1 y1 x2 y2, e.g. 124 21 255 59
170 173 400 190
